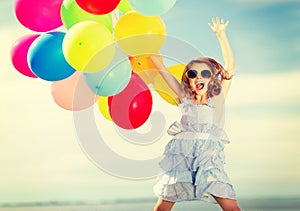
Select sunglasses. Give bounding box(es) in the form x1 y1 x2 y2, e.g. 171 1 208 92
186 69 212 79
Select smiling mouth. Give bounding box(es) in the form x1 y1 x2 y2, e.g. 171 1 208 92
195 82 205 90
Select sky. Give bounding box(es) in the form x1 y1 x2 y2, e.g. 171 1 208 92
1 0 300 204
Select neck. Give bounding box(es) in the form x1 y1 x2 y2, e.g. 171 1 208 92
194 93 209 104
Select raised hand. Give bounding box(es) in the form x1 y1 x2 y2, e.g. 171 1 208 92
208 17 229 35
207 17 234 97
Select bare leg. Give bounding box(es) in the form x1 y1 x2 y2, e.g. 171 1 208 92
213 195 241 211
153 198 175 211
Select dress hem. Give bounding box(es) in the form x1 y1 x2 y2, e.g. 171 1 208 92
154 181 236 204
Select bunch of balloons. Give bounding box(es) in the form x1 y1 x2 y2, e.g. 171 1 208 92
11 0 181 130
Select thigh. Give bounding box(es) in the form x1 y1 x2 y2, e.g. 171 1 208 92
213 195 240 211
153 198 175 211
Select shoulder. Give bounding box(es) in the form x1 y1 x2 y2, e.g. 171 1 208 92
178 97 192 107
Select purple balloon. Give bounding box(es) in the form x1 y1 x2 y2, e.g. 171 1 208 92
10 34 40 78
14 0 63 32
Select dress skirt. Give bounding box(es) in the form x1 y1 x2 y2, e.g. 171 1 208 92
153 131 236 203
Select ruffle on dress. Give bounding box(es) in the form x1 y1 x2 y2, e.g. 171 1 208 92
154 97 236 203
153 122 236 203
167 121 230 143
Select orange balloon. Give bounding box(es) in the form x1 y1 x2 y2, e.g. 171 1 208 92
129 55 162 84
129 54 162 72
51 71 99 111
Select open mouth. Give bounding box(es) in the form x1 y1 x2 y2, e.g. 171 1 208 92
195 82 205 90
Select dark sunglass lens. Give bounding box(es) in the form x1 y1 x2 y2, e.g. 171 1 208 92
187 70 197 78
201 70 211 78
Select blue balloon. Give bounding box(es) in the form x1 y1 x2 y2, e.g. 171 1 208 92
27 32 75 81
84 46 131 96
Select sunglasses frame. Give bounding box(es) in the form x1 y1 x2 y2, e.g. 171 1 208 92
186 69 212 79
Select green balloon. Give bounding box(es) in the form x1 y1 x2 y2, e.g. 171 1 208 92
117 0 133 13
61 0 113 32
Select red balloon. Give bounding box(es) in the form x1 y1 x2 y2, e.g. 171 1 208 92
108 72 153 129
75 0 121 15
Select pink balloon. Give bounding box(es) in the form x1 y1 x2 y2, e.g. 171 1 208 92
14 0 63 32
10 34 40 78
51 71 99 111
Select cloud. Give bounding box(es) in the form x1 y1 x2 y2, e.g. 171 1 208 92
227 70 300 107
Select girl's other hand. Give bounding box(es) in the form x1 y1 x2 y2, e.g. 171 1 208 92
208 17 229 35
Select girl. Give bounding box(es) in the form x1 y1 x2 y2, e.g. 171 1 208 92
150 17 241 211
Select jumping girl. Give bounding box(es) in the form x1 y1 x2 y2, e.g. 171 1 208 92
150 17 241 211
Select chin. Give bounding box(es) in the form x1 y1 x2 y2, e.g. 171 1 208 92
195 90 208 96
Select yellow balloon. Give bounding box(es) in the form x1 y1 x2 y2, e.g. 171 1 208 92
153 63 185 106
168 63 185 79
97 96 112 121
63 21 115 73
114 12 166 56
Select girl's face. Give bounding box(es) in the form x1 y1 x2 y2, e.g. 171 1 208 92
187 63 212 96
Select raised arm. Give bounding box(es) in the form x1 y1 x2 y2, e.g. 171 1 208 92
208 17 235 97
150 55 185 99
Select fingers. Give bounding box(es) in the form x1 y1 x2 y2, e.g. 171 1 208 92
210 17 229 26
209 17 230 33
225 20 230 27
216 16 220 24
211 17 215 25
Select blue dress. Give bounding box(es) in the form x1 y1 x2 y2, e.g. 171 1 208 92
153 98 236 203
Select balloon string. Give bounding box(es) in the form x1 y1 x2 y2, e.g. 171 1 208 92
112 9 119 28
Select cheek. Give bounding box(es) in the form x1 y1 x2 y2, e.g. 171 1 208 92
189 79 195 88
205 79 211 85
203 80 211 90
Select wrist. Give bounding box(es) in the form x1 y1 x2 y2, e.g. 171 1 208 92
216 31 227 40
